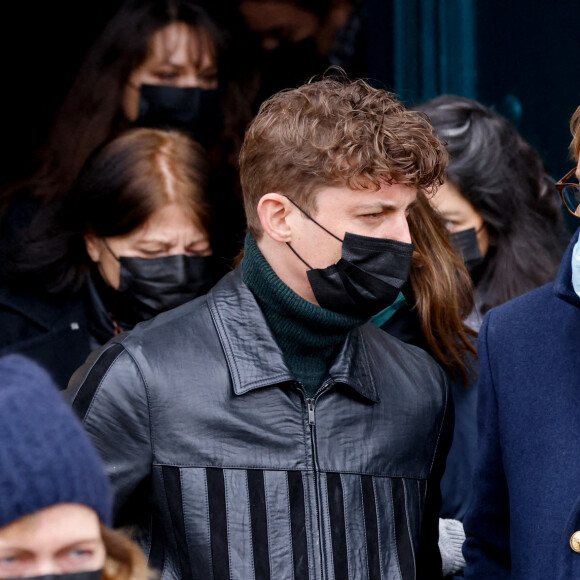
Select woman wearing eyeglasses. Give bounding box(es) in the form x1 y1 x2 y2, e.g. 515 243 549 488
462 106 580 579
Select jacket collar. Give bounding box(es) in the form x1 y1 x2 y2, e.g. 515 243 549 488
207 267 379 402
554 227 580 308
0 281 85 330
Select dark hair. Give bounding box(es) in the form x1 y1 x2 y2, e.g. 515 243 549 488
418 95 567 313
7 128 210 295
1 0 254 214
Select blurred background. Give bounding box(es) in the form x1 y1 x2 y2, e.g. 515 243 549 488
3 0 579 214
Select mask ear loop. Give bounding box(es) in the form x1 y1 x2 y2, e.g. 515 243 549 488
283 196 343 270
286 242 314 269
103 239 120 262
96 238 122 291
284 196 343 242
95 239 124 335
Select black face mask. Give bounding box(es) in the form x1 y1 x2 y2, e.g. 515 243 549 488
4 569 103 580
449 227 485 277
102 244 215 322
286 200 415 318
135 84 223 148
256 37 328 101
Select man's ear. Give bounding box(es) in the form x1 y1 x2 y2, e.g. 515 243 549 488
84 232 103 263
256 193 297 242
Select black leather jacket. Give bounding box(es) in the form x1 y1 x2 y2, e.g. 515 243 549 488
67 268 451 580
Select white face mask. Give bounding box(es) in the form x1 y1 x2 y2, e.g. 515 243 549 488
571 237 580 297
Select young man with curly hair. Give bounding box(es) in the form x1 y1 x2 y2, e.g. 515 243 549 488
67 76 473 580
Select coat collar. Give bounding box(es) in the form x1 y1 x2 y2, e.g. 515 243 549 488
207 268 379 402
554 227 580 308
0 281 86 331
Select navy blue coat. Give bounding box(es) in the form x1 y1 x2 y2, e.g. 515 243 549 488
463 229 580 579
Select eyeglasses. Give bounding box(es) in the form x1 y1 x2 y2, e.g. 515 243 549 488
556 168 580 217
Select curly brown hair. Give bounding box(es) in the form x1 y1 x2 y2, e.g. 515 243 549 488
240 75 448 238
240 74 475 378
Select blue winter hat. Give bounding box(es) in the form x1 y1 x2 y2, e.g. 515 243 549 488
0 355 113 528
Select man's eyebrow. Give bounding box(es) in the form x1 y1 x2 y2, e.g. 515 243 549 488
357 200 406 211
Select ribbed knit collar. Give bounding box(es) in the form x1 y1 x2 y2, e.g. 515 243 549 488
242 234 366 396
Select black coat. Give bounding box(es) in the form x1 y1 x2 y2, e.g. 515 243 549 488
0 282 92 389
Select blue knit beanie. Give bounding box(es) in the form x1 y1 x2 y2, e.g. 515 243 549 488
0 355 113 528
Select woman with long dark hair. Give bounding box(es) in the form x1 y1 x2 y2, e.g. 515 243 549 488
0 128 216 388
1 0 255 265
407 95 568 577
418 95 567 330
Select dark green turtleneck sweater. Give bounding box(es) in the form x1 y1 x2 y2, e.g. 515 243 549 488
242 234 366 397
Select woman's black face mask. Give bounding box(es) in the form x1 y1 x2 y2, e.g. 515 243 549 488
285 199 415 318
3 569 103 580
449 227 485 277
102 242 216 322
116 254 216 320
135 84 223 148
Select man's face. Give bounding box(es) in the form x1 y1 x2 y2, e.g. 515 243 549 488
287 182 416 302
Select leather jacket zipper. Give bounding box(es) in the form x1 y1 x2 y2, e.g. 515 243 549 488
304 381 333 578
308 398 315 425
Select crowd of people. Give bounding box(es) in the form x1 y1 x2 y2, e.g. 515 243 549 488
1 1 578 580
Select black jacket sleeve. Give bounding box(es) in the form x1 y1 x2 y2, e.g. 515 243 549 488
65 340 153 520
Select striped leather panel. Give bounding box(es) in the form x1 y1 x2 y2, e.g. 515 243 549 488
156 467 426 580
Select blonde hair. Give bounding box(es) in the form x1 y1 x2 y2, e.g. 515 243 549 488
240 74 448 238
101 525 150 580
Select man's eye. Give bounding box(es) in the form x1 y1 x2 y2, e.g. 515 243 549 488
66 549 93 560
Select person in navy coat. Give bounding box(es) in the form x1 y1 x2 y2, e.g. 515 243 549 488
463 106 580 578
